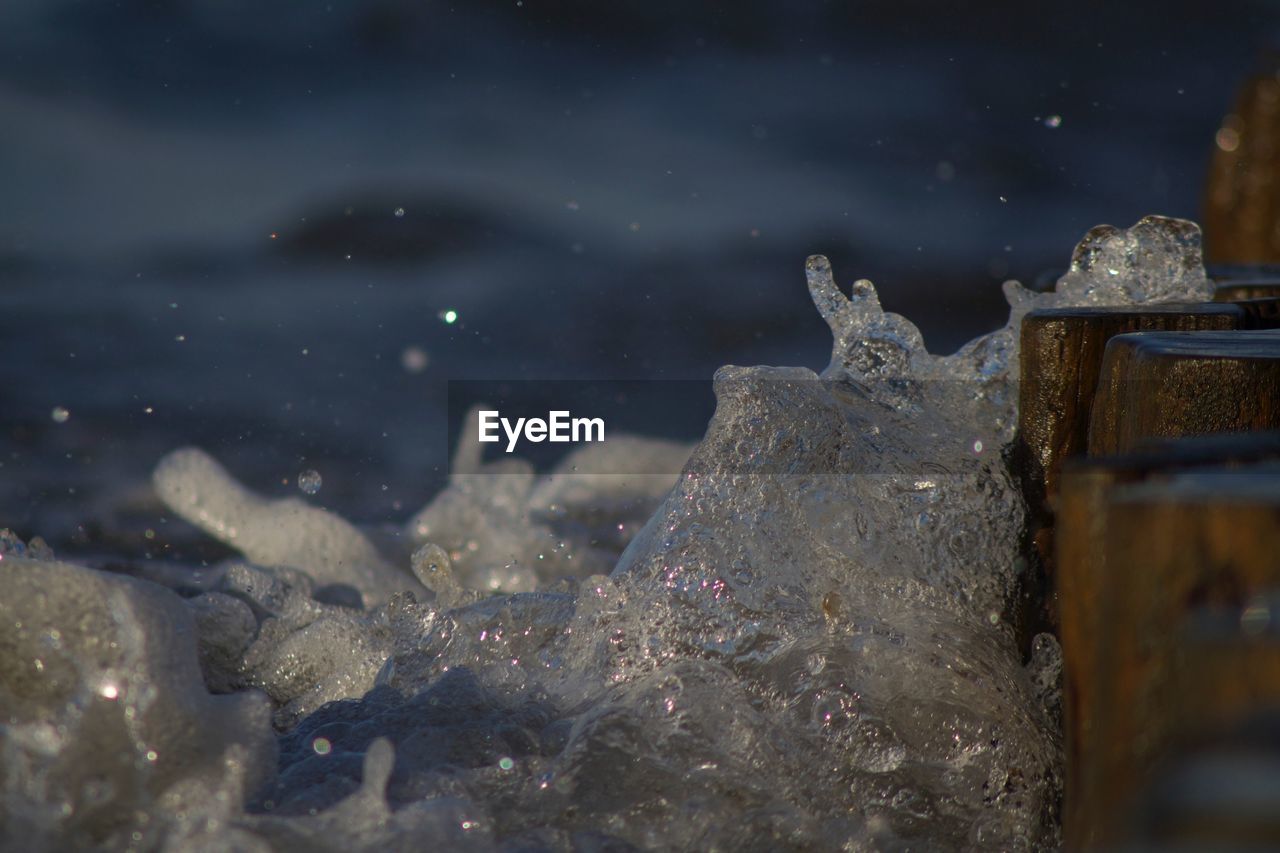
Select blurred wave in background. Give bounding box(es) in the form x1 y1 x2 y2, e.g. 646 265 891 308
2 0 1276 549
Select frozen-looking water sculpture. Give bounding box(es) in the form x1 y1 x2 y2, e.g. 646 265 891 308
0 217 1211 850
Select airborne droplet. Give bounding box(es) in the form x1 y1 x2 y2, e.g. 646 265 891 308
400 345 429 373
297 469 322 495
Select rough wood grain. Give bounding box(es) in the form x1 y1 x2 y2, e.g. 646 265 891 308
1015 305 1246 595
1019 306 1246 512
1088 330 1280 457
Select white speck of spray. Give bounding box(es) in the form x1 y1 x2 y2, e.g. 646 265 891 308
51 407 70 423
401 346 430 373
1043 115 1062 128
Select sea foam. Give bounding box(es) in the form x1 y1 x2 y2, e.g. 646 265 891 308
1 216 1210 850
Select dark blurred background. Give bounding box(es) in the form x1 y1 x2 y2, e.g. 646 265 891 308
2 0 1277 552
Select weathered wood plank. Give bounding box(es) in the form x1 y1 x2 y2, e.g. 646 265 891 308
1057 436 1280 847
1088 330 1280 457
1015 305 1246 600
1088 466 1280 844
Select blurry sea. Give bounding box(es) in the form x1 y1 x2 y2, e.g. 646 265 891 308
1 0 1275 554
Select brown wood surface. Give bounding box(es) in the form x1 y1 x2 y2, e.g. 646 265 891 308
1204 69 1280 264
1086 466 1280 844
1056 435 1280 848
1214 280 1280 302
1088 330 1280 457
1130 706 1280 844
1170 605 1280 736
1018 305 1245 513
1015 305 1246 602
1213 281 1280 329
1234 297 1280 330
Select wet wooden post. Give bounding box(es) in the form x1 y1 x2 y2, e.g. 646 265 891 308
1129 604 1280 845
1129 707 1280 844
1203 54 1280 265
1088 330 1280 457
1213 280 1280 302
1087 466 1280 844
1016 304 1246 596
1213 281 1280 329
1169 596 1280 735
1055 435 1280 847
1231 298 1280 330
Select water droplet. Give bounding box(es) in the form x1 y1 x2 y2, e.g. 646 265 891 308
312 737 331 755
394 206 406 217
400 345 429 373
297 469 322 495
439 309 458 324
811 689 854 728
50 406 69 424
1242 602 1271 635
1043 114 1062 128
498 756 515 771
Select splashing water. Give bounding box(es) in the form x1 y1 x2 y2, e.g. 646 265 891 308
0 217 1210 850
